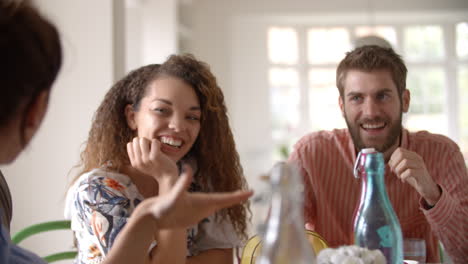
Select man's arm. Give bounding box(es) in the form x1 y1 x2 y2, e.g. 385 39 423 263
422 150 468 263
389 148 468 263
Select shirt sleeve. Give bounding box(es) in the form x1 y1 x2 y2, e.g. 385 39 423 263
422 149 468 263
288 141 317 227
71 175 137 263
0 221 46 264
0 170 12 231
190 214 242 255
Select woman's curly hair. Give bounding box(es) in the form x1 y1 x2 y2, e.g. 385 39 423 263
73 54 250 239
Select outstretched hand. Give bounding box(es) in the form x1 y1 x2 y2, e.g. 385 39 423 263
142 164 253 229
103 165 252 264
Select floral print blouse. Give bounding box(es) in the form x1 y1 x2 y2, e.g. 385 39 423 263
64 168 241 264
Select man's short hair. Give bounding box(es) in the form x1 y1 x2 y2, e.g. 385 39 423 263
336 45 407 98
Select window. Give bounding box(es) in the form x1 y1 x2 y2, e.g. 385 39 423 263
307 28 351 64
267 21 468 161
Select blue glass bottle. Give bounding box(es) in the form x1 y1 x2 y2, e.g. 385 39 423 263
353 148 403 264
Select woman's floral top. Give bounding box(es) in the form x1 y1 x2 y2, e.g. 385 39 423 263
64 168 241 264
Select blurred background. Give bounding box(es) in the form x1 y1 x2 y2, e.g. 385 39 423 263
2 0 467 262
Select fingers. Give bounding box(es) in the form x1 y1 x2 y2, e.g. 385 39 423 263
133 137 142 159
389 148 417 174
400 169 418 186
139 137 150 162
149 138 159 161
127 142 135 166
194 190 253 211
127 139 140 167
392 159 415 180
388 147 404 171
171 165 193 198
127 137 152 166
215 190 253 208
389 148 420 170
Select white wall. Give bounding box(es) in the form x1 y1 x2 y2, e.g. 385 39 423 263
126 0 178 71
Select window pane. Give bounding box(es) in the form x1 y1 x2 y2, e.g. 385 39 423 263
269 67 299 86
269 68 300 141
459 66 468 161
308 68 346 131
404 25 444 61
268 27 298 64
308 28 351 64
355 26 397 48
405 67 447 135
457 22 468 59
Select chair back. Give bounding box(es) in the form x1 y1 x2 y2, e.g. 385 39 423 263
12 220 77 263
240 229 328 264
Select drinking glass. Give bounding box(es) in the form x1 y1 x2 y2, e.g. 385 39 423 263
403 238 426 263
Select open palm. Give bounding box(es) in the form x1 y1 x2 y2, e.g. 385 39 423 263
145 165 252 229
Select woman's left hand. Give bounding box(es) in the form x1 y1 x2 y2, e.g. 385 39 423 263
127 137 179 191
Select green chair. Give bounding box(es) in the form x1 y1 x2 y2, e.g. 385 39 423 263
439 241 454 264
12 220 77 263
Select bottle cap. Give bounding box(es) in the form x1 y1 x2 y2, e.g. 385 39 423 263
353 148 376 178
361 148 376 154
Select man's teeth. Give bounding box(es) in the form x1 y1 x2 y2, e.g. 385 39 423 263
161 137 182 147
362 123 385 129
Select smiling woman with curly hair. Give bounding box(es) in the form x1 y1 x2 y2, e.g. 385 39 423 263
65 54 250 264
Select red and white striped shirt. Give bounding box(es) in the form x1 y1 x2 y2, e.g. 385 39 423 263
289 128 468 263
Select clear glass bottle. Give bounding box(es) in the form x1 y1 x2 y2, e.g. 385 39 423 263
353 148 403 264
257 162 316 264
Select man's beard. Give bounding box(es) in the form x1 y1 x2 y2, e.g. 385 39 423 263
344 111 403 153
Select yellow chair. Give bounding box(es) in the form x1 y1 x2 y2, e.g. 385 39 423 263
12 220 77 263
240 230 328 264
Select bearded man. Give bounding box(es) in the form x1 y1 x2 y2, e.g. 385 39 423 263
288 45 468 263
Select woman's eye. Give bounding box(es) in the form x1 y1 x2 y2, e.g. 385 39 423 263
153 108 168 114
187 115 200 121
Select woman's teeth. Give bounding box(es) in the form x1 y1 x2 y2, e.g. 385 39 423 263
160 137 182 148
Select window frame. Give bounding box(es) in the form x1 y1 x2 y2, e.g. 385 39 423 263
266 12 468 160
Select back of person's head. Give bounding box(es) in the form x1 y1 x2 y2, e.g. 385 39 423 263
0 0 62 143
336 45 407 98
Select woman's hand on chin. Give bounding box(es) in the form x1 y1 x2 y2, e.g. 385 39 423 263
127 137 179 192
